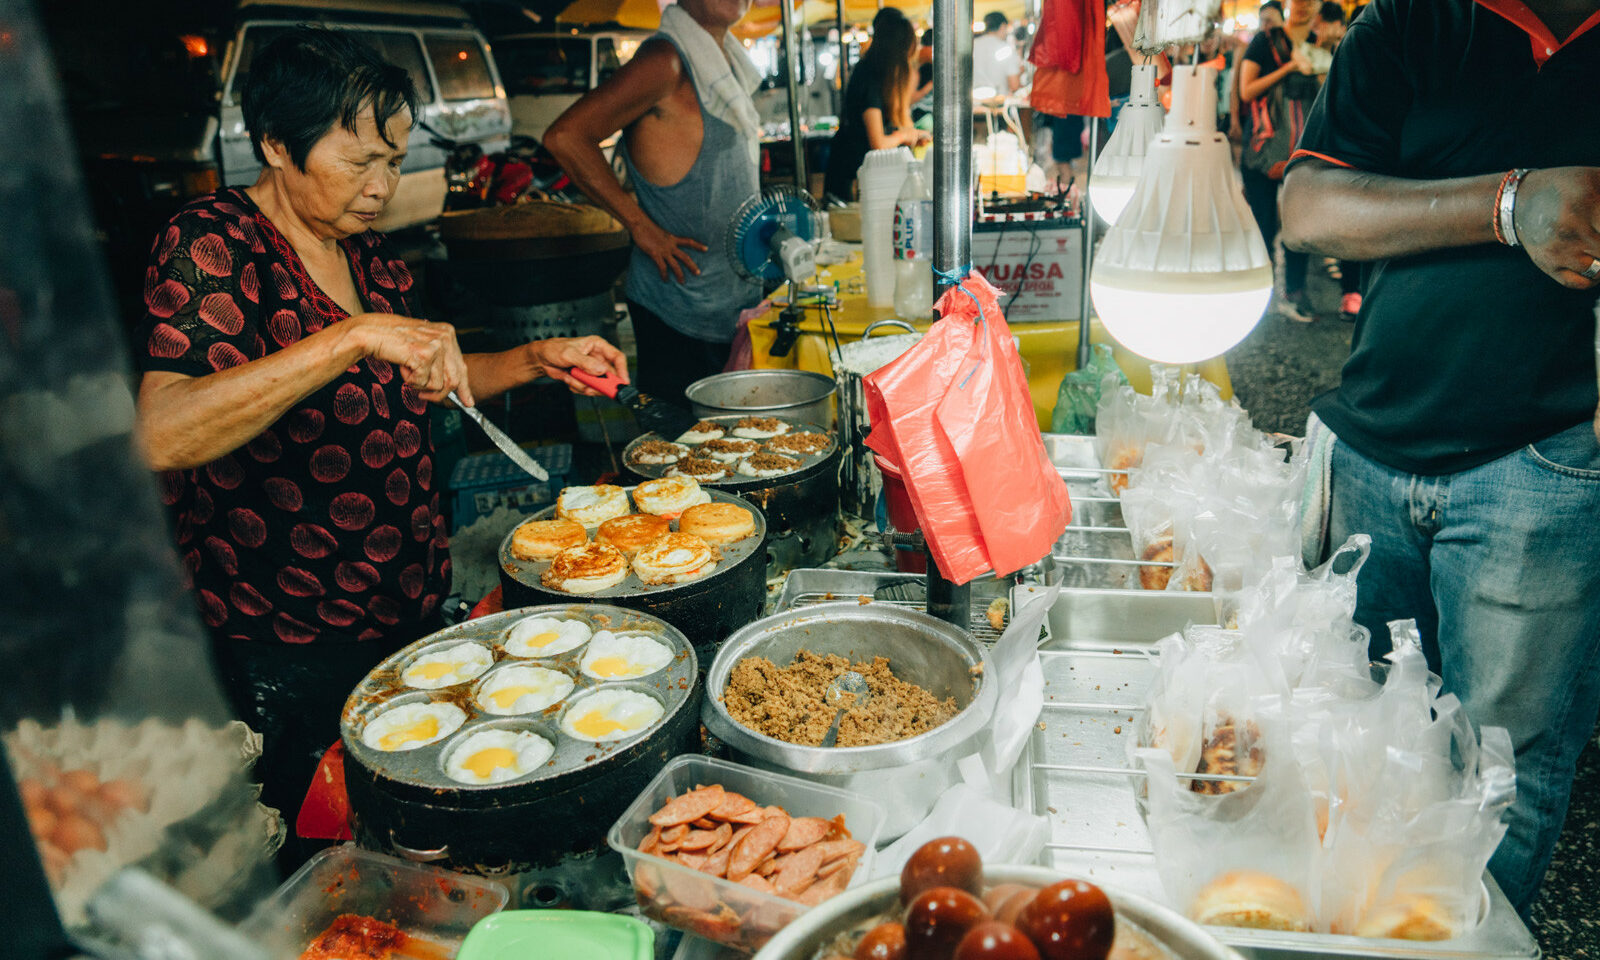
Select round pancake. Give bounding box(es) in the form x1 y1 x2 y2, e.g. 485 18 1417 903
736 451 802 478
555 484 630 528
678 501 756 544
595 513 672 556
509 518 588 561
633 476 711 517
764 432 831 456
540 542 629 594
699 438 761 463
631 532 720 586
676 421 725 443
629 440 689 465
731 416 790 439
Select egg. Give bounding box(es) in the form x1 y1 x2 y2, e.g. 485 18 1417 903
476 665 575 716
505 616 592 658
560 689 664 742
361 701 466 752
401 643 494 690
580 631 674 681
443 729 555 785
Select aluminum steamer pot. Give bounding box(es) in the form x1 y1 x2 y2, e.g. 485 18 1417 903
341 606 699 876
685 370 837 430
702 603 996 839
623 415 841 573
754 865 1243 960
497 489 768 664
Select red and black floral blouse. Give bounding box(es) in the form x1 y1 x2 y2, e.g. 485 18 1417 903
135 188 449 646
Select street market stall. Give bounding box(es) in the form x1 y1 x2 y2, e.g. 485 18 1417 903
1 0 1552 956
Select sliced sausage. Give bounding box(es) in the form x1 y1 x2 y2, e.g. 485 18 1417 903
709 791 758 821
777 816 831 851
811 839 866 864
738 873 776 895
726 813 788 881
649 785 726 827
773 845 825 897
704 822 734 854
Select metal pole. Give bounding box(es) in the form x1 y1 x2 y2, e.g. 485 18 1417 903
932 0 974 288
1077 119 1099 369
779 0 808 190
927 0 974 627
836 0 849 91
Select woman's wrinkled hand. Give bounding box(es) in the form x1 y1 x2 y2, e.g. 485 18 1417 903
1514 167 1600 289
530 335 630 396
633 217 707 284
342 312 472 405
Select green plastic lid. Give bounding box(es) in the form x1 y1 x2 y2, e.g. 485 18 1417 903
457 911 654 960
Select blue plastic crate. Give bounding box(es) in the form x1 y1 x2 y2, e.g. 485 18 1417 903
448 444 572 531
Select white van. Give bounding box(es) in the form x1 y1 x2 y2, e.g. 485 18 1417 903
492 29 650 143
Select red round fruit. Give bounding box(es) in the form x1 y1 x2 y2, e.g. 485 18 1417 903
903 886 990 960
1014 880 1115 960
855 921 908 960
954 922 1042 960
901 837 985 904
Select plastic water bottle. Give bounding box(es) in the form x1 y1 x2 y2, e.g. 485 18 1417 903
893 160 933 320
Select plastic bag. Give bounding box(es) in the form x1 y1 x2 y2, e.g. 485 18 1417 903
870 783 1051 881
1050 343 1126 434
865 271 1071 582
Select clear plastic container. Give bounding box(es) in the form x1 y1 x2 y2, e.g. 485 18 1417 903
236 843 510 958
606 754 886 953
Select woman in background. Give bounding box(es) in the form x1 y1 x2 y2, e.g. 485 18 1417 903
823 8 930 201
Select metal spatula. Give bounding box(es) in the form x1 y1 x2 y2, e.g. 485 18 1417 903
568 368 700 440
449 392 548 481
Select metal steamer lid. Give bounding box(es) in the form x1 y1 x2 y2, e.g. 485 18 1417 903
341 606 698 801
621 415 839 490
498 488 769 600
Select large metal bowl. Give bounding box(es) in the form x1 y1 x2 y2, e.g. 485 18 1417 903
702 603 996 839
685 370 837 430
754 865 1243 960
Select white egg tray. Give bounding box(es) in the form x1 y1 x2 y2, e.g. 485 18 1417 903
340 605 697 792
498 487 768 600
622 414 838 487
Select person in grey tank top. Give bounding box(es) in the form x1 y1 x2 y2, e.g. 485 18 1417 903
546 0 763 404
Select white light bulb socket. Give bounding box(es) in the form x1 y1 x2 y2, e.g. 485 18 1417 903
1090 63 1165 225
1090 66 1273 364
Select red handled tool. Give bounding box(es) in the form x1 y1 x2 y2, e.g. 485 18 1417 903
570 368 699 440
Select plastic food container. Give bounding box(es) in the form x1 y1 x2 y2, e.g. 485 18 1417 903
457 911 653 960
236 844 509 957
606 754 886 953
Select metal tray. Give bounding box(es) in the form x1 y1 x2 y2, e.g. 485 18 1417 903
770 567 1015 643
1015 583 1540 960
622 414 837 487
341 606 697 792
498 487 767 599
1042 433 1202 594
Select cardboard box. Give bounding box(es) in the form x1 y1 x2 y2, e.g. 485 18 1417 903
970 217 1084 323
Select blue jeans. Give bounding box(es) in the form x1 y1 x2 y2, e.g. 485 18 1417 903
1328 422 1600 917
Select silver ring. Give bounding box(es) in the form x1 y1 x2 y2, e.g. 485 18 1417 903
1583 259 1600 281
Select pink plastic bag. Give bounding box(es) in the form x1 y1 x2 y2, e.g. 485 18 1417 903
865 271 1072 583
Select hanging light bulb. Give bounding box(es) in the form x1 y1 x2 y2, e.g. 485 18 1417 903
1089 62 1165 226
1089 64 1272 364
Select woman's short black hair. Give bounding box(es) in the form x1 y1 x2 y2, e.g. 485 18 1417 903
241 26 419 170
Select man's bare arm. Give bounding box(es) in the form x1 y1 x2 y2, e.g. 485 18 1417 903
1282 161 1600 289
544 40 707 283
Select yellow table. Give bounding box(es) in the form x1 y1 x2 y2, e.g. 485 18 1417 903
749 249 1232 429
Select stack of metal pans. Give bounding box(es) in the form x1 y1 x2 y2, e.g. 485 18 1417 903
341 605 699 876
621 415 841 573
497 488 768 660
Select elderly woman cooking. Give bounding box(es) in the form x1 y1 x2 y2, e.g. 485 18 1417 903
131 27 626 847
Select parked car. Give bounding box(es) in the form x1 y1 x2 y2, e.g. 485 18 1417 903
493 29 650 143
49 0 511 322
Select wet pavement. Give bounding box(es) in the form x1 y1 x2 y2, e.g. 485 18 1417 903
1222 261 1599 959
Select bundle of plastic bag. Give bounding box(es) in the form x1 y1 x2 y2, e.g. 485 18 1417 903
1132 594 1515 940
1314 621 1516 940
1050 342 1127 435
864 271 1071 582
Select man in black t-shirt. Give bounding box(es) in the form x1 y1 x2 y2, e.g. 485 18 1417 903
1281 0 1600 917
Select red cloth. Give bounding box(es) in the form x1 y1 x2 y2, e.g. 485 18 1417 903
1029 0 1111 118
